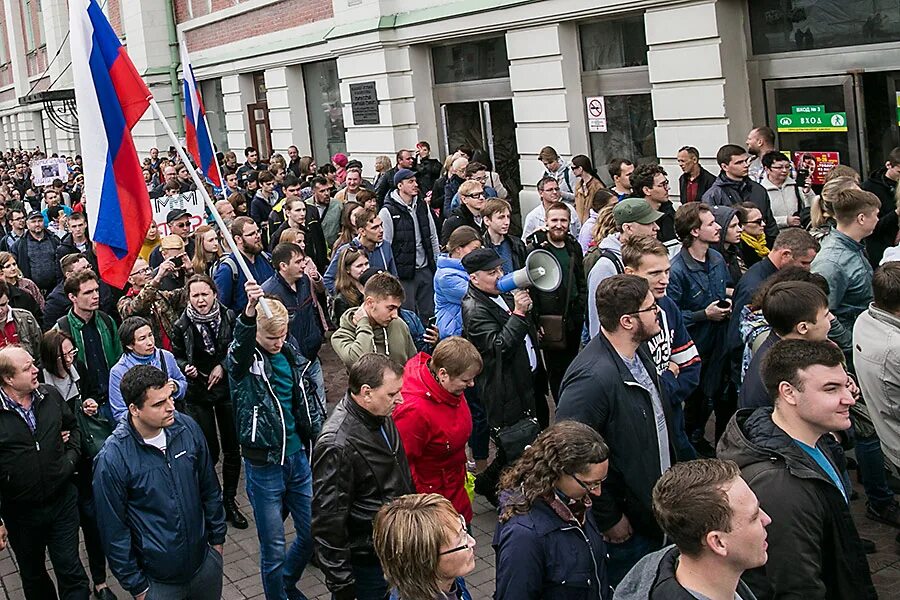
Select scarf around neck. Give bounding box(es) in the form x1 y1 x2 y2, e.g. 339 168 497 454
185 302 222 355
741 231 770 258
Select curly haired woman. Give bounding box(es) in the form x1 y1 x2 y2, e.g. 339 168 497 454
493 420 612 600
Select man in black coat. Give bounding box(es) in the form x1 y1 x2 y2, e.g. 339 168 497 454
440 179 486 246
557 274 677 587
0 346 90 599
718 339 876 600
861 146 900 267
677 145 717 203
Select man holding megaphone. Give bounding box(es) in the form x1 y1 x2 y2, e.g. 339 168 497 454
461 247 547 506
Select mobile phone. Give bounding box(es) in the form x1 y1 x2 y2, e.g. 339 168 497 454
427 316 437 328
717 299 731 310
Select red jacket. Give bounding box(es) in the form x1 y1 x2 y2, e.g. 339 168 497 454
394 353 473 521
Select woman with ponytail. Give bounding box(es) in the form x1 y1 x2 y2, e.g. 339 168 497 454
572 154 606 224
493 420 612 599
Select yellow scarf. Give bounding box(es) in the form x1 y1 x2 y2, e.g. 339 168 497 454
741 231 770 258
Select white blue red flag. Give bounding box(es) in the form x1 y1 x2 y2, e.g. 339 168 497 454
180 40 221 188
70 0 152 288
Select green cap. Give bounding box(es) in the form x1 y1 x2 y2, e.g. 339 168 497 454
613 198 664 226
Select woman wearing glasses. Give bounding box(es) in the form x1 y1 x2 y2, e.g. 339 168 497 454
737 202 770 269
374 494 475 600
494 421 612 600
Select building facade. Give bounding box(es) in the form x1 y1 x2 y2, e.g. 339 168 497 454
1 0 899 210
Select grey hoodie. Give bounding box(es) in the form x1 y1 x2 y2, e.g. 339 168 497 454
587 233 623 338
614 546 758 600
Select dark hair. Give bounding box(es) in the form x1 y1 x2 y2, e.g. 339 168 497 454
832 188 881 224
888 147 900 167
310 176 329 189
762 281 829 337
244 146 257 157
761 339 845 401
752 126 776 146
318 164 337 177
41 329 75 379
67 211 86 224
0 279 9 300
257 171 275 184
536 176 557 193
749 266 829 311
120 364 169 409
348 353 404 396
595 274 649 333
716 144 747 168
771 227 819 256
608 158 633 178
470 149 493 171
571 154 598 179
64 270 98 297
761 150 791 169
653 459 742 557
499 421 609 522
873 263 900 314
271 242 304 272
354 208 378 231
230 216 255 239
186 273 218 297
60 253 87 275
446 225 481 255
464 162 486 178
282 173 300 188
678 146 700 160
675 202 712 245
119 316 152 350
163 180 181 193
544 201 571 219
630 163 666 198
363 272 405 302
591 188 616 213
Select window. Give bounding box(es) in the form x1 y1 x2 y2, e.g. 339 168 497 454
580 15 648 71
431 37 509 84
252 71 267 103
589 95 657 183
22 0 35 52
0 23 8 64
749 0 900 55
303 60 346 163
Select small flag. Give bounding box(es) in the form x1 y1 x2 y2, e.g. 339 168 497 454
70 0 152 288
180 40 221 188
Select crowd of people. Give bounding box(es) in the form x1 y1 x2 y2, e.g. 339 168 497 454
0 131 898 600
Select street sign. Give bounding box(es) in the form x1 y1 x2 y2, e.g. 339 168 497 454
776 111 848 132
586 96 607 132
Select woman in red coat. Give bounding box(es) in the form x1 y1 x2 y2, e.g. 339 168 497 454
394 337 483 523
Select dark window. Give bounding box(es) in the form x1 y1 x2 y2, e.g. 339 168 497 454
589 94 657 184
432 37 509 84
749 0 900 55
303 60 346 163
580 15 648 71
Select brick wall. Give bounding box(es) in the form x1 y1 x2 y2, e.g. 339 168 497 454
25 45 45 77
0 1 10 69
183 0 334 52
107 0 122 35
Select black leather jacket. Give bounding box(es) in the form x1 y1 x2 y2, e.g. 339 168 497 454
171 305 235 403
311 396 414 599
461 286 539 430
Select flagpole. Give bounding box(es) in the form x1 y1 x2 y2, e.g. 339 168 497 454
148 97 272 318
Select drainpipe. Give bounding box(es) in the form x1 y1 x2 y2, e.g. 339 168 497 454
165 0 184 137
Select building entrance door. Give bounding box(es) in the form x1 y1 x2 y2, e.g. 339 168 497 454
765 75 861 175
247 100 272 161
440 99 521 199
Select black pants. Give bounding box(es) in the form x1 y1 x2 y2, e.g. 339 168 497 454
3 484 90 600
542 331 580 403
532 364 551 431
74 466 107 588
186 390 241 499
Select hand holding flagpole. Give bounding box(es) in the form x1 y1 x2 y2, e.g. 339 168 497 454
147 99 272 317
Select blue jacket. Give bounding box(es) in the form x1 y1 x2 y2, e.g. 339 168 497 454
389 577 471 600
650 296 701 408
92 413 226 596
213 251 276 313
434 255 469 337
323 238 397 295
810 229 873 356
493 496 611 600
260 272 323 360
109 350 187 421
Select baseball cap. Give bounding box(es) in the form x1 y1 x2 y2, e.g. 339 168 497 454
166 208 189 223
393 168 416 186
613 198 663 227
26 210 42 221
461 248 504 274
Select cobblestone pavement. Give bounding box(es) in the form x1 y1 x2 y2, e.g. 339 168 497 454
1 343 899 598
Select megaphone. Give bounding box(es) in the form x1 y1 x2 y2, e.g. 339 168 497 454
497 249 562 293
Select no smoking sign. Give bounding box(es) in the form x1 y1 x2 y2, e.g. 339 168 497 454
586 96 607 132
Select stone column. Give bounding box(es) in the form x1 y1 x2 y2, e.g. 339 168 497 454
222 73 254 151
506 22 587 216
645 0 752 199
264 65 311 156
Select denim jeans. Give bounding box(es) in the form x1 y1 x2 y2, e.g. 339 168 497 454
146 547 223 600
245 451 314 600
306 358 326 414
855 431 895 510
606 532 656 588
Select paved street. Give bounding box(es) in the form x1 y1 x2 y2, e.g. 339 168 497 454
1 343 899 598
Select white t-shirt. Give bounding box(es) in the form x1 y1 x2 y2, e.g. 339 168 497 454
143 430 167 453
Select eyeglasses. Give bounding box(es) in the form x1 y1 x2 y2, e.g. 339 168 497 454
463 192 486 199
742 218 765 226
130 266 152 277
543 187 560 194
770 164 791 171
63 348 79 358
570 472 605 493
628 302 660 316
439 515 472 555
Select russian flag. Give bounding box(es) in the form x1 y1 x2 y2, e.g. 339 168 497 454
180 40 221 188
70 0 152 289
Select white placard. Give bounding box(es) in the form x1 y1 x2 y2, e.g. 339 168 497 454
31 158 68 186
151 190 206 236
586 96 607 133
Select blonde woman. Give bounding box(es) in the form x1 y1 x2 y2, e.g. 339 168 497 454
373 155 393 191
191 225 222 276
374 494 475 600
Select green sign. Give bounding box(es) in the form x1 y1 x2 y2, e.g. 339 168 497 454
791 105 825 114
776 111 848 133
896 92 899 126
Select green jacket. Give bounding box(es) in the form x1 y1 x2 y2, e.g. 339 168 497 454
330 308 417 369
56 310 122 369
226 314 325 465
